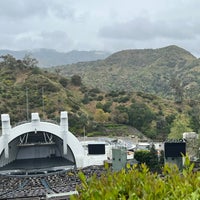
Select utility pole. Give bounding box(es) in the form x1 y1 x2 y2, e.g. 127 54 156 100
26 87 29 121
42 87 44 118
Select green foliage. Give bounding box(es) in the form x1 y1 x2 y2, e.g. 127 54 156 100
71 75 82 86
0 55 196 139
128 102 155 135
168 113 193 139
59 77 69 87
80 86 88 93
134 150 150 164
106 90 121 97
96 101 113 113
134 145 163 171
96 102 103 109
31 66 41 74
96 95 103 101
82 94 90 104
115 95 130 103
156 117 172 139
82 88 103 103
102 101 112 113
68 113 88 135
0 54 39 70
170 76 184 103
23 54 38 68
112 110 129 124
72 158 200 200
56 45 200 100
89 88 101 94
24 75 60 93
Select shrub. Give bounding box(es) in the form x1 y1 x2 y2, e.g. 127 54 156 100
72 157 199 200
96 102 103 109
96 95 103 101
117 96 129 103
59 77 69 87
82 94 90 104
89 88 101 94
71 75 82 86
128 102 155 131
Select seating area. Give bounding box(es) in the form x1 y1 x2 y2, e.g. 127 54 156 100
0 165 106 199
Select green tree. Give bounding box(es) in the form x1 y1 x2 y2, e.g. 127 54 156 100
156 117 171 139
23 54 38 68
128 102 155 132
134 150 150 165
0 54 17 68
59 77 69 87
102 101 112 113
148 144 159 171
134 145 160 171
94 109 109 123
112 110 129 124
71 75 82 86
82 94 90 104
170 76 184 103
168 113 193 139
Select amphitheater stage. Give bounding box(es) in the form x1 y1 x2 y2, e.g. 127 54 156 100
0 157 75 175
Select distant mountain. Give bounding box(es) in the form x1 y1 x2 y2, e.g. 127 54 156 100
0 49 110 67
49 45 200 100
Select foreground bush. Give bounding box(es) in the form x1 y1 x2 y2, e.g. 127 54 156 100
71 158 200 200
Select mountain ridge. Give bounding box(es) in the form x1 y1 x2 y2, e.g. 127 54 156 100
0 48 110 67
50 45 200 100
105 45 196 66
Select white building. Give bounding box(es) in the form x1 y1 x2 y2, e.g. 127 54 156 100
0 111 111 173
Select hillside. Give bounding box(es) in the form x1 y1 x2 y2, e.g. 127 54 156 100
50 45 200 100
0 54 198 140
0 49 110 67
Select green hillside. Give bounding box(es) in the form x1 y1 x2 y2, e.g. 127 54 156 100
0 54 199 140
50 45 200 100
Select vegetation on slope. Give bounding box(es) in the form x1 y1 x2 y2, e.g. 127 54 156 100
0 54 199 140
50 45 200 100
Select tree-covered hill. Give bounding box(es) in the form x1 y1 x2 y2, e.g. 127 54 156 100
0 54 199 140
50 45 200 100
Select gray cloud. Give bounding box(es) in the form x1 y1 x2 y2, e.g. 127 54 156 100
99 17 200 41
0 0 48 20
0 0 200 56
39 31 74 51
0 0 76 51
11 31 74 51
0 0 75 21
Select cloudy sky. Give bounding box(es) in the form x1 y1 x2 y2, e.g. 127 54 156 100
1 0 200 56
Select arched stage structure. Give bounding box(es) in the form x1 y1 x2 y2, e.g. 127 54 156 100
0 111 86 173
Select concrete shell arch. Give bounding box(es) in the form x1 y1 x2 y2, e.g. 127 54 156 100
0 112 84 168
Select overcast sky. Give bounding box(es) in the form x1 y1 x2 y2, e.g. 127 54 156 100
1 0 200 56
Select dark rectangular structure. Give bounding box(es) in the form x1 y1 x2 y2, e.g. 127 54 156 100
164 142 186 157
88 144 105 155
